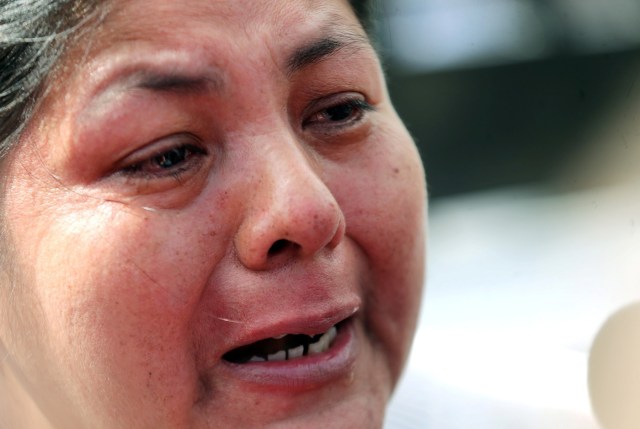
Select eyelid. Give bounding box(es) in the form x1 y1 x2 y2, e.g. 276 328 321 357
302 92 374 128
114 133 206 177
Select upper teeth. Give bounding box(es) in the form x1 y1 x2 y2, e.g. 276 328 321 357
249 326 338 363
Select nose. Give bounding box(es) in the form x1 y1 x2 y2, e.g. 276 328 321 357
234 136 346 271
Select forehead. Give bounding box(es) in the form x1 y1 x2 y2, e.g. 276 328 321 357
53 0 372 108
106 0 352 25
87 0 363 55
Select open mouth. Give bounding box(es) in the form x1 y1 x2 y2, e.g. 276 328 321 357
223 323 341 364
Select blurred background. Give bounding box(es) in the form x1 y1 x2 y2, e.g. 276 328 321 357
376 1 640 428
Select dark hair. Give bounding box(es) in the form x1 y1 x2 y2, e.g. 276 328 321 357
349 0 375 34
0 0 101 160
0 0 373 162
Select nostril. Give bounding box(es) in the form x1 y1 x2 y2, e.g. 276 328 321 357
268 239 293 256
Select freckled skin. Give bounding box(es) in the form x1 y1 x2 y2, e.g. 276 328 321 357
0 1 426 428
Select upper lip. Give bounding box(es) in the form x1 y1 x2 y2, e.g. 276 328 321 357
219 299 360 358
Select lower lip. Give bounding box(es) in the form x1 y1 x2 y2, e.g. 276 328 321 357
220 319 358 391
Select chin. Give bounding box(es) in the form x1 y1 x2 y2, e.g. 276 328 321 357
214 390 388 429
264 397 387 429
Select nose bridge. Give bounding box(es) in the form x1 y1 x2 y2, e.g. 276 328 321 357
234 128 345 270
264 135 329 212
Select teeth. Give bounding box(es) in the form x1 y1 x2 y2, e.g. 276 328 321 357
326 326 337 344
246 325 339 363
309 325 337 356
288 345 304 359
308 337 325 355
267 350 287 362
249 356 266 362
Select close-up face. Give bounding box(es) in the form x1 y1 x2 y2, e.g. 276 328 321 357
0 0 426 428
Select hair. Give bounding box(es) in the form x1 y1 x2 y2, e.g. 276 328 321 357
0 0 100 160
349 0 375 35
0 0 375 164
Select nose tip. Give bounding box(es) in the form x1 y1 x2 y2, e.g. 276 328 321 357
232 125 349 271
235 194 346 270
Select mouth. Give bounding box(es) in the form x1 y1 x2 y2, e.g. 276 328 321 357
216 307 359 389
223 323 341 364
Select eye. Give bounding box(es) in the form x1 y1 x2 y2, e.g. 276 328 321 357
118 135 208 180
303 94 374 130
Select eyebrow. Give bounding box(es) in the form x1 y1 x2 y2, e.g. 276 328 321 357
136 73 215 92
130 70 223 95
286 32 371 76
90 27 372 102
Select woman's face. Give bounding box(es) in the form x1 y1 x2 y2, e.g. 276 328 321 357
0 0 426 428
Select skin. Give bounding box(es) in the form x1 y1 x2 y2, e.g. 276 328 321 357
0 0 426 428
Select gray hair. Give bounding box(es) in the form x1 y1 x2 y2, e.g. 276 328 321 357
0 0 100 160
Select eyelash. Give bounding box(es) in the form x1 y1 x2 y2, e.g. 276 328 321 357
303 95 375 131
119 140 207 180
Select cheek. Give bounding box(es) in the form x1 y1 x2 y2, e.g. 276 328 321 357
329 124 427 376
334 123 426 277
6 197 229 425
